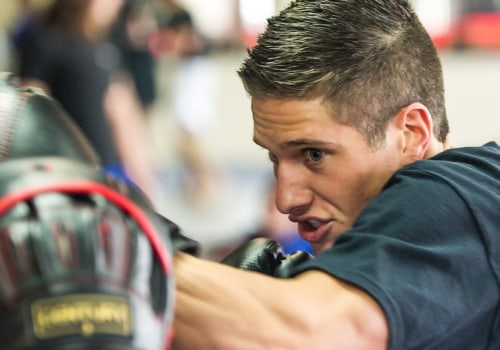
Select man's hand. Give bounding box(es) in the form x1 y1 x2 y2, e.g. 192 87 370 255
220 237 313 277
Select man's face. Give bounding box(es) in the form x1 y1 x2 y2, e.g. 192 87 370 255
252 98 407 254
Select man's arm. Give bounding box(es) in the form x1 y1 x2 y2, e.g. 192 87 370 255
173 252 389 350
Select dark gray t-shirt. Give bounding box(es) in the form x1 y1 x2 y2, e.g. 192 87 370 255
292 142 500 349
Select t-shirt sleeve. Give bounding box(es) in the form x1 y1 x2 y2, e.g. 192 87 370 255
290 169 496 349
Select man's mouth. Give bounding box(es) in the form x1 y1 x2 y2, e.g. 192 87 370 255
296 219 330 243
301 219 321 231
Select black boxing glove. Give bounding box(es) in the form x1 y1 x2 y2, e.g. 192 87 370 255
220 237 313 278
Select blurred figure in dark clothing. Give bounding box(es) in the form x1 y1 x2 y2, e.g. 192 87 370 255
16 0 162 204
111 0 159 113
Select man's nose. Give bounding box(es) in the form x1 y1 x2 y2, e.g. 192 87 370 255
274 165 312 215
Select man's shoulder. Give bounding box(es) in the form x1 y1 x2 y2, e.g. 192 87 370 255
434 141 499 161
403 141 499 176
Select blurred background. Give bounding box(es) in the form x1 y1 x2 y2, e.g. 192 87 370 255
0 0 498 259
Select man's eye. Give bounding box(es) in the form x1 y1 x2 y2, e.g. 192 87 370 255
305 149 323 162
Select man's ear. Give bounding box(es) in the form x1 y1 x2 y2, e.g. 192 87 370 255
393 102 432 160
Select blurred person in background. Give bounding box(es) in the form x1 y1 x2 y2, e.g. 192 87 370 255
110 0 159 116
157 0 221 206
16 0 162 204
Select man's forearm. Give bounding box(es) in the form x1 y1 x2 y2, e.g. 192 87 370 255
173 253 388 350
173 253 296 349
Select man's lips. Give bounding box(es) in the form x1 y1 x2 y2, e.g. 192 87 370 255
291 217 331 243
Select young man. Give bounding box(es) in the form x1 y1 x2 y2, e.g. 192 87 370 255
172 0 500 349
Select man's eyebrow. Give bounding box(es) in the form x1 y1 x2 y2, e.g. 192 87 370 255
285 139 334 146
253 137 337 149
